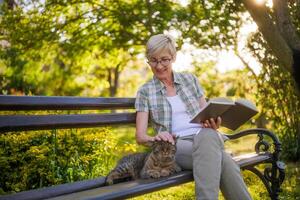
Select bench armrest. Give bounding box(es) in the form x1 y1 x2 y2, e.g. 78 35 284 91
224 128 281 155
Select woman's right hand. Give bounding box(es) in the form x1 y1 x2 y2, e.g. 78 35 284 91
154 131 175 145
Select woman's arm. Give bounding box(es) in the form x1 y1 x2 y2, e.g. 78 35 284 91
136 111 154 145
199 96 221 130
199 95 207 108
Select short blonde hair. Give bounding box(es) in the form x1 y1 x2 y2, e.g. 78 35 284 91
146 34 176 59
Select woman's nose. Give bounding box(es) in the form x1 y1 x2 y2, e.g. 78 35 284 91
155 62 164 69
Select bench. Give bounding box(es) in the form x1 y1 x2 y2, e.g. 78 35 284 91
0 95 286 200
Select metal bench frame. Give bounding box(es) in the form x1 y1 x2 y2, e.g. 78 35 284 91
0 95 285 200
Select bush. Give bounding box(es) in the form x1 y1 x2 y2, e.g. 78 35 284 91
0 128 137 194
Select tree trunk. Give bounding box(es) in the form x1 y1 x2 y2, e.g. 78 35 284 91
273 0 300 50
107 64 121 97
5 0 16 10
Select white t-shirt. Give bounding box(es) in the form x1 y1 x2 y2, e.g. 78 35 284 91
166 95 202 137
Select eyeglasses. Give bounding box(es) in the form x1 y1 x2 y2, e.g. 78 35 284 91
147 58 172 67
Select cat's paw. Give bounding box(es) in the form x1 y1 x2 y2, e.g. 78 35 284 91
174 164 182 173
148 170 161 178
105 176 114 185
161 169 170 177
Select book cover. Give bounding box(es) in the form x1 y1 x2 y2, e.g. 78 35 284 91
190 97 258 130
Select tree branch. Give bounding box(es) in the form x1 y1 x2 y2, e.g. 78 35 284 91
236 52 260 84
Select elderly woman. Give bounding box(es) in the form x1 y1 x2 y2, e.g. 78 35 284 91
135 34 252 200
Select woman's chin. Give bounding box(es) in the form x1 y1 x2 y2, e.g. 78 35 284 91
155 74 168 80
154 70 171 79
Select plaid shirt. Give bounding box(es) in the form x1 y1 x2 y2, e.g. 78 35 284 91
135 71 204 134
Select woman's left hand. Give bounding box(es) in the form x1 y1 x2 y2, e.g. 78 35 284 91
202 116 222 130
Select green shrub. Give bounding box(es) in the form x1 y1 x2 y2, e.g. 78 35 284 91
0 128 137 194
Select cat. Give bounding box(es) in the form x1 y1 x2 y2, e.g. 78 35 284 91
105 140 181 185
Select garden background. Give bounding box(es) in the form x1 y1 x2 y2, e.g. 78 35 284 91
0 0 299 199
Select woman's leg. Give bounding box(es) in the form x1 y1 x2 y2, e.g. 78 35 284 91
220 152 252 200
192 128 223 200
176 128 252 200
175 135 194 170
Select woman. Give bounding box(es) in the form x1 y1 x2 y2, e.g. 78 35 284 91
135 34 252 200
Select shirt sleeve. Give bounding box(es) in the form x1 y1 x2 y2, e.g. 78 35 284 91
135 88 149 112
192 74 205 98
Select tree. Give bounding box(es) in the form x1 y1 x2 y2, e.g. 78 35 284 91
244 31 300 161
239 0 300 161
242 0 300 93
0 0 178 96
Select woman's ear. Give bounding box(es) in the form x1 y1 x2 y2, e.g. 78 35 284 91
172 54 176 62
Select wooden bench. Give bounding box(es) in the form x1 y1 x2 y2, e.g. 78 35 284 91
0 95 286 200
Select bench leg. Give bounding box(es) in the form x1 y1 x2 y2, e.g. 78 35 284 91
254 131 285 199
246 161 285 200
268 161 285 200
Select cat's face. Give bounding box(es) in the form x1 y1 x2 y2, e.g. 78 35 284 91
151 141 176 162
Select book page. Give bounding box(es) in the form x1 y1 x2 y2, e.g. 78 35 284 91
235 98 258 112
221 99 258 130
190 98 234 124
209 97 235 104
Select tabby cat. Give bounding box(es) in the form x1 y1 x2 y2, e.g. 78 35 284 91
105 140 181 185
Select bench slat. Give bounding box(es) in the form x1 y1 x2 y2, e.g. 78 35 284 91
0 113 136 132
235 153 272 168
0 153 269 200
0 178 106 200
0 95 135 110
48 153 271 200
50 171 194 200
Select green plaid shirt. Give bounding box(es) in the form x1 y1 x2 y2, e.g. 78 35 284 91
135 71 204 134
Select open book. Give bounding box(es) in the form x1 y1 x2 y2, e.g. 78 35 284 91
190 97 258 130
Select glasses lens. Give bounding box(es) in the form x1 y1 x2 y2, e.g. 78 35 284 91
161 59 170 66
149 61 158 67
148 58 171 67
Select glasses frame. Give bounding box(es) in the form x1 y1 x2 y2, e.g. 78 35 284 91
147 57 172 68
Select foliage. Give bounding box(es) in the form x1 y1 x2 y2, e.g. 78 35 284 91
0 0 177 96
193 61 256 99
0 0 246 97
247 32 300 161
240 0 300 161
174 0 244 50
0 127 138 194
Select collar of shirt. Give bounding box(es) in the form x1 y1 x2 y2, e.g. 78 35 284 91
152 71 183 95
